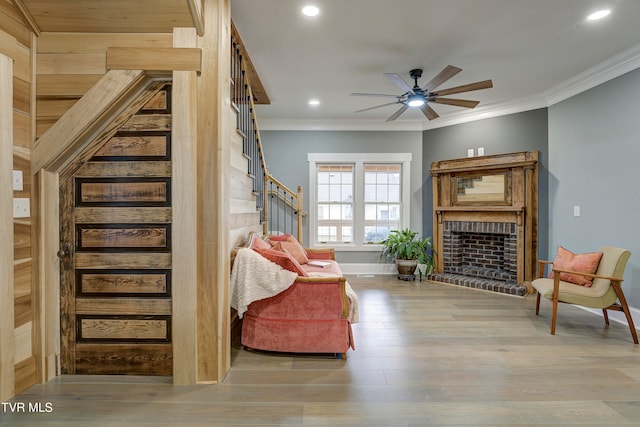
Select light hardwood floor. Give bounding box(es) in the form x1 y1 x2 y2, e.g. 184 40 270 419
3 275 640 426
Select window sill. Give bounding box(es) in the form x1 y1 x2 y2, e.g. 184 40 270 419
311 243 384 252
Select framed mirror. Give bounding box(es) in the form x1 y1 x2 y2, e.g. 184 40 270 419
451 171 511 205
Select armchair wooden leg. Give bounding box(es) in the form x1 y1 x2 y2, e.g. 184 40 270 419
535 292 541 315
611 282 639 344
551 276 560 336
551 297 558 335
602 309 610 326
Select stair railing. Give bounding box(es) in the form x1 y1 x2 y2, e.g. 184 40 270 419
231 28 305 242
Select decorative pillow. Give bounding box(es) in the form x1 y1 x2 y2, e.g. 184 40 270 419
549 246 603 287
248 233 271 251
254 245 308 277
268 233 294 242
270 237 309 265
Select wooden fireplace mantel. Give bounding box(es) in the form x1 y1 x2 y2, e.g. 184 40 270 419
430 151 538 291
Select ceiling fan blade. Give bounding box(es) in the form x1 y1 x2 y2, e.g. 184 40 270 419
386 105 408 122
350 92 400 98
420 104 439 121
431 80 493 97
354 101 400 113
431 97 480 108
423 65 462 92
384 73 414 94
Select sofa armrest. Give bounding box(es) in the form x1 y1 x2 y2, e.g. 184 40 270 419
306 247 336 260
296 276 349 319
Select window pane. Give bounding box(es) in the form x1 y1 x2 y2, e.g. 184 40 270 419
318 172 330 184
364 204 376 220
317 184 330 202
317 204 328 220
388 184 400 202
364 184 376 202
376 186 388 202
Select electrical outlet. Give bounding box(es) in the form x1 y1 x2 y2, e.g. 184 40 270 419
477 147 485 156
13 170 23 191
467 148 474 157
13 198 30 218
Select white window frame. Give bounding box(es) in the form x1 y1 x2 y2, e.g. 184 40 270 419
308 153 412 251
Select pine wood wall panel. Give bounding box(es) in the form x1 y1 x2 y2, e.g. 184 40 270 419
13 111 29 146
36 74 102 97
35 33 174 137
38 53 106 75
1 50 16 401
171 27 199 385
13 356 36 395
37 33 173 54
0 4 30 46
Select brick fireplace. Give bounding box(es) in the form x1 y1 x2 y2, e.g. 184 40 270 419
429 220 526 295
428 151 539 296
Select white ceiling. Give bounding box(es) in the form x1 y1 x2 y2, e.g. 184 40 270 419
230 0 640 131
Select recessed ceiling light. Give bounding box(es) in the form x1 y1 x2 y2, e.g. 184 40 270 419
308 99 320 106
302 5 320 17
587 9 611 21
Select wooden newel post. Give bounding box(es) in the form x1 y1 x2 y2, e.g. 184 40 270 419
263 175 269 235
297 185 303 243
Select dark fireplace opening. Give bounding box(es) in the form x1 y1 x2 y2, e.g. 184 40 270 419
429 221 525 296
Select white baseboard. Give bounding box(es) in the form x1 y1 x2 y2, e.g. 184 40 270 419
339 263 396 275
578 305 640 331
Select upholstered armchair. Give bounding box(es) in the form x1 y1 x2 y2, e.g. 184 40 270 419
532 246 638 344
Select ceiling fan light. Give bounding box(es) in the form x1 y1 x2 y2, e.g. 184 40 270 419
407 95 425 107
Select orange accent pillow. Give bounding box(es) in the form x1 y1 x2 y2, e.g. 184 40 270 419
549 246 603 287
270 238 309 265
253 246 308 277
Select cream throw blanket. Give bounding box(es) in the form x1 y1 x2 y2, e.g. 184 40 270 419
231 248 359 323
231 248 298 318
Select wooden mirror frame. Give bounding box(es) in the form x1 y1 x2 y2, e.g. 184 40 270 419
451 170 512 206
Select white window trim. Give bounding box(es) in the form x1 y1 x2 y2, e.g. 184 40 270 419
308 153 412 251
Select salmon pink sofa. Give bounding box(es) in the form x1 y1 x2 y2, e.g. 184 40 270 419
231 233 356 357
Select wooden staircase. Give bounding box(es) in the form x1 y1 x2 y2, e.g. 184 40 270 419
230 27 304 244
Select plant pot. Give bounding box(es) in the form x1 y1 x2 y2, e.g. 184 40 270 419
395 258 418 281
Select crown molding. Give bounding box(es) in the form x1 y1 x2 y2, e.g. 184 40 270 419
258 42 640 132
258 118 424 131
545 42 640 106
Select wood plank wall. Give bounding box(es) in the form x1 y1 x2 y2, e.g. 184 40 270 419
0 0 36 398
229 107 262 248
36 32 173 138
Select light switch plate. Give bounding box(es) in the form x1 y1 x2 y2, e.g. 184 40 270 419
477 147 485 156
13 170 23 191
13 198 30 218
573 205 580 217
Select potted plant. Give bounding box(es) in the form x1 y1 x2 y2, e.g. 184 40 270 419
380 228 435 281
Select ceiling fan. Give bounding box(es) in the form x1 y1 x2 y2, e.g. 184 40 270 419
351 65 493 122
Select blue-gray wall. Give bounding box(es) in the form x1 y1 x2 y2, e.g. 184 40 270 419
261 130 422 263
421 108 550 260
262 73 640 312
549 67 640 308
